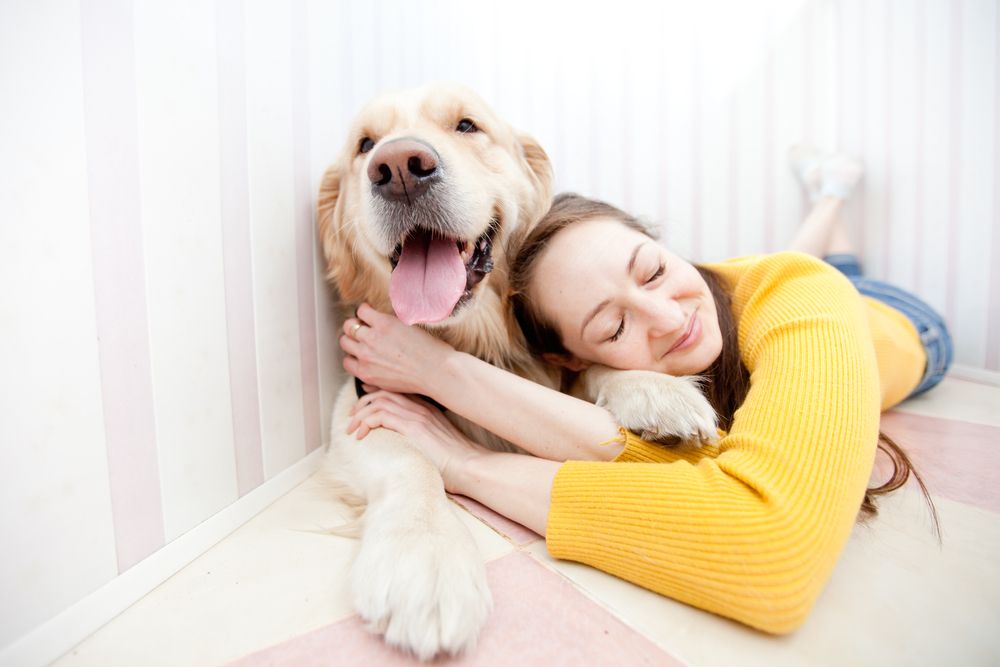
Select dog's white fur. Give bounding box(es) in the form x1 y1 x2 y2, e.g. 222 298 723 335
317 83 717 660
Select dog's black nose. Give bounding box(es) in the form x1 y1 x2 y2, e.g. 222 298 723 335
367 138 441 203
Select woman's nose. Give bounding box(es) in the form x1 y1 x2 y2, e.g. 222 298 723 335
640 297 686 337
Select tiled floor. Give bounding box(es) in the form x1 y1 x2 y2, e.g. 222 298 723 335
53 377 1000 667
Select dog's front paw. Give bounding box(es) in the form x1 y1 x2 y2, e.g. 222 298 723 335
595 371 718 446
350 504 492 660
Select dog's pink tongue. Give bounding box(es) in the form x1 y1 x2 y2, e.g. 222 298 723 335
389 234 466 325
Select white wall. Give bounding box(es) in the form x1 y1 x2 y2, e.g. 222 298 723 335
1 0 997 665
0 0 342 664
318 0 998 372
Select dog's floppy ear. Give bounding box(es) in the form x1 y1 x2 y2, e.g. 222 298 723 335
317 162 343 280
316 162 368 303
517 132 553 217
316 162 385 307
518 132 554 203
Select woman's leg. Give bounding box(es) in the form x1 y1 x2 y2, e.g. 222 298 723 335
826 218 854 254
787 196 849 257
787 148 864 258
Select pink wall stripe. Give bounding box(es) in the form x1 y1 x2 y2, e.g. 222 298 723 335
690 32 703 259
856 2 868 263
620 66 633 212
291 0 322 453
656 9 668 242
587 75 600 201
552 71 566 196
835 0 844 150
801 2 814 145
727 99 739 258
987 3 1000 372
763 12 776 253
913 0 926 294
216 0 265 496
945 0 962 329
882 0 893 279
80 0 165 573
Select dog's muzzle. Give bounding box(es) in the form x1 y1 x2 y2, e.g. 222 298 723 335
367 138 441 204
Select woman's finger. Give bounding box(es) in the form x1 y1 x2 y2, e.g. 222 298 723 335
402 393 438 412
356 302 382 327
347 395 425 433
350 389 392 415
361 390 433 417
342 318 358 337
339 333 362 357
353 408 410 440
352 395 426 426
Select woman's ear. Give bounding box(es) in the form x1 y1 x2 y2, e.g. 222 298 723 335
542 352 591 372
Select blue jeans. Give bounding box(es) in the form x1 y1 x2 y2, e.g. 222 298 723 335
824 253 953 399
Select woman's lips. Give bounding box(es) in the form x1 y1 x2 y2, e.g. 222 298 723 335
666 309 701 355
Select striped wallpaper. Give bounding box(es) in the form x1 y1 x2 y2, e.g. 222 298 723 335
1 0 997 664
1 0 341 663
325 0 999 374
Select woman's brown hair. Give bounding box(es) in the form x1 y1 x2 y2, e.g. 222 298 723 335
509 192 940 535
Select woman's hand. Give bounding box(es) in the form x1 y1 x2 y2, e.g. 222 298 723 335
347 390 485 492
340 303 456 397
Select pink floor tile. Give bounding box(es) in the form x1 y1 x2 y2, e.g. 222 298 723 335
877 411 1000 512
226 552 684 667
449 494 541 546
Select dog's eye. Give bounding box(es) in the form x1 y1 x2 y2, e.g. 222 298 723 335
358 137 375 154
456 118 479 134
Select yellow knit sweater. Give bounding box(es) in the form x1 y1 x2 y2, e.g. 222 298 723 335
545 251 926 634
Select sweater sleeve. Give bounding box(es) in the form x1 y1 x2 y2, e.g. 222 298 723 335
545 252 882 634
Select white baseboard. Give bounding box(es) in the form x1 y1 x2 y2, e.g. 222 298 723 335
948 363 1000 387
0 448 325 667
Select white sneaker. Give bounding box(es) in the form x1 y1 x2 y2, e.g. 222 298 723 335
819 154 864 200
788 145 865 201
788 144 825 202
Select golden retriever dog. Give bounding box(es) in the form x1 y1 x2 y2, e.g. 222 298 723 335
316 83 716 660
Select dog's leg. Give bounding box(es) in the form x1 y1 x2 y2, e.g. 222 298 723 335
578 365 719 445
322 382 492 660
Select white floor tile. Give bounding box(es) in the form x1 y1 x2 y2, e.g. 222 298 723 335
524 490 1000 667
894 376 1000 427
52 473 513 666
49 373 1000 667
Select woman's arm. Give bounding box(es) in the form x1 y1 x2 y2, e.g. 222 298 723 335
345 389 561 535
453 452 559 536
350 256 886 636
342 304 623 462
427 350 623 461
541 254 885 634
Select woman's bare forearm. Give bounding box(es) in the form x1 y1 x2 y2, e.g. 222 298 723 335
426 351 623 462
453 451 561 536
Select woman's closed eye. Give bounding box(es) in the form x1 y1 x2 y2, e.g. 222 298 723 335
645 262 665 284
606 318 625 343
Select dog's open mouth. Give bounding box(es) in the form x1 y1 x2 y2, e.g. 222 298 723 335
387 218 497 325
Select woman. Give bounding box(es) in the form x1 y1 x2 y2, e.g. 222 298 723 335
338 149 949 634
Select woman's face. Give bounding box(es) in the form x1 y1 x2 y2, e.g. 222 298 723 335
530 218 723 375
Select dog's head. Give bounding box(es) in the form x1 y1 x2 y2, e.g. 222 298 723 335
318 83 553 333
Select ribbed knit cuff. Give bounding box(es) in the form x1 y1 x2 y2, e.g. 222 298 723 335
612 428 722 464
